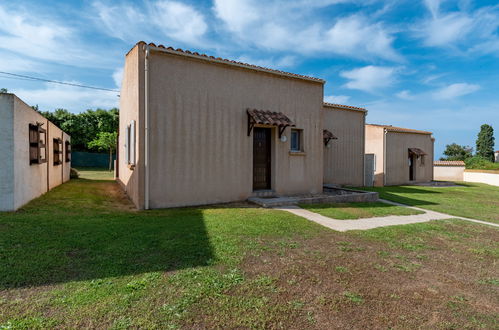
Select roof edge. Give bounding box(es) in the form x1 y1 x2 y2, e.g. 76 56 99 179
366 124 433 135
129 41 325 84
323 102 367 112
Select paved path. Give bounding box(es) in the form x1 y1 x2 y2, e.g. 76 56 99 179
275 200 499 232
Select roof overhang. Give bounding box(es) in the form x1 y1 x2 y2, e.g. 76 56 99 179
247 109 295 138
408 148 427 157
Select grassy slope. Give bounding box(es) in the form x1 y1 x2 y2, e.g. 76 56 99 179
357 183 499 224
299 202 423 219
0 169 497 328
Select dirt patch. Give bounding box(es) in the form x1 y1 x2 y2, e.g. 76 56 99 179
230 226 499 329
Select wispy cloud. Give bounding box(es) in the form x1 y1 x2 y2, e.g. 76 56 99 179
13 82 119 112
432 83 480 100
324 94 351 104
212 0 402 61
340 66 399 93
0 5 109 68
93 1 208 46
417 0 499 54
396 90 415 100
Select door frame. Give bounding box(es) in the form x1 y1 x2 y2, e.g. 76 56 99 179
252 127 272 191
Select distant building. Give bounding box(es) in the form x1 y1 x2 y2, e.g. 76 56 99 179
0 94 71 211
365 124 434 186
495 150 499 163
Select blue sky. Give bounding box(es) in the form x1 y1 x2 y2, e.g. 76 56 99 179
1 0 498 158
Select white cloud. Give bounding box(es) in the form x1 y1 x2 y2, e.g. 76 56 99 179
324 94 351 104
396 90 415 100
432 83 480 100
417 1 499 53
12 82 119 112
213 0 259 33
152 1 207 44
112 68 123 89
93 1 208 46
212 1 401 61
0 5 107 68
340 66 398 93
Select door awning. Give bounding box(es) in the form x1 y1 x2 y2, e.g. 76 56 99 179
408 148 427 157
323 129 338 146
247 109 295 138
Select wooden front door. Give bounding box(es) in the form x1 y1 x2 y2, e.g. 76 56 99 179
253 127 271 190
409 154 415 181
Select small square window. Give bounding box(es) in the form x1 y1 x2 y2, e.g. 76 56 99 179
290 129 303 152
29 123 47 165
65 140 71 163
53 138 63 165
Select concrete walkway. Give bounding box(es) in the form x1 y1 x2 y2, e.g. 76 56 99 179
275 200 499 232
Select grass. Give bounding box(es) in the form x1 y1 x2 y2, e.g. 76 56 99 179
299 201 423 219
0 168 498 328
357 183 499 224
73 167 114 180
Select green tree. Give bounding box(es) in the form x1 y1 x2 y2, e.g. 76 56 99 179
476 124 495 162
0 88 8 93
88 132 118 171
440 143 473 161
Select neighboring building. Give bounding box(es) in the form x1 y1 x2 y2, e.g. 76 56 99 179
0 93 71 211
433 160 465 181
323 103 366 186
117 42 326 209
365 124 434 186
495 150 499 163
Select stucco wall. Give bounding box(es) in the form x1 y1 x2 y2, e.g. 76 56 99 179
365 125 385 186
0 94 71 211
463 170 499 186
434 165 464 181
12 95 49 210
385 132 434 185
117 45 145 209
0 94 15 210
144 49 324 208
323 106 365 186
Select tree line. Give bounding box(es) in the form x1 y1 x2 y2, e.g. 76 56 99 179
441 124 496 168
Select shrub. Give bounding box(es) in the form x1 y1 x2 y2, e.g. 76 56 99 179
70 168 80 179
464 156 499 171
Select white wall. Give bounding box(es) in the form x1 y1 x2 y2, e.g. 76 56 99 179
433 165 464 181
463 171 499 187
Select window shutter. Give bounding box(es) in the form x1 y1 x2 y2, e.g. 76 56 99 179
130 120 136 165
125 125 130 164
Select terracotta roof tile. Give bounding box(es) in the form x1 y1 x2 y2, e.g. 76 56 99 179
323 129 338 140
134 41 325 84
247 109 295 127
434 160 465 166
323 102 367 112
367 124 432 135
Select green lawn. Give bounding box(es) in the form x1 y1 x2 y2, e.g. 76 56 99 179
299 202 423 219
0 169 497 328
74 167 114 180
357 183 499 224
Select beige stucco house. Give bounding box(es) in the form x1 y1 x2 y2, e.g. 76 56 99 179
323 103 366 186
117 42 371 209
365 124 434 186
0 93 71 211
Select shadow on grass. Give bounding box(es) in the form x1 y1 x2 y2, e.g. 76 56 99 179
355 186 440 207
0 182 214 289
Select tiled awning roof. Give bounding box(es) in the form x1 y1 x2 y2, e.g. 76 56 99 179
408 148 427 156
323 129 338 140
247 109 295 127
